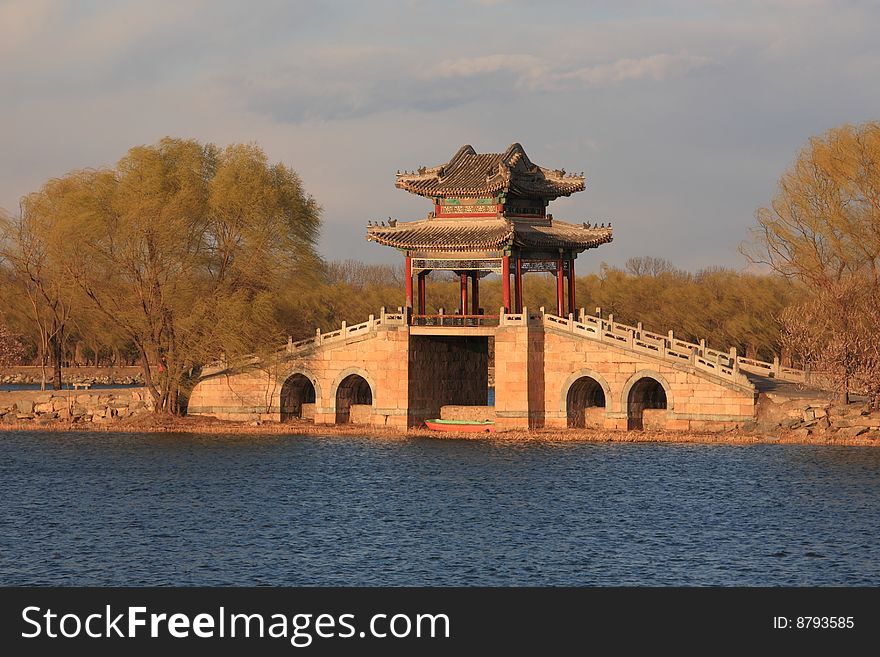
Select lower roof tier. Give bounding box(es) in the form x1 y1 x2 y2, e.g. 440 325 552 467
366 218 612 252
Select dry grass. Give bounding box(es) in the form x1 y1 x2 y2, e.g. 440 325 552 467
1 414 877 447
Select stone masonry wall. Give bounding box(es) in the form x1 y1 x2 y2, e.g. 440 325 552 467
188 325 410 429
540 328 756 431
0 388 154 425
493 323 532 430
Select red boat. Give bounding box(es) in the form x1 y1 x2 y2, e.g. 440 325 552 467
424 418 495 433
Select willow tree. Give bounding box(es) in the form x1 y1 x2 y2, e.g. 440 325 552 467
52 138 321 413
744 121 880 404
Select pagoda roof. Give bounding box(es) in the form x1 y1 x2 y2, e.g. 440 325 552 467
395 143 585 200
366 218 612 253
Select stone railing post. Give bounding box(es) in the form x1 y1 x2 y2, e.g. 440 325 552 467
608 314 614 332
368 314 375 330
668 330 674 349
380 306 386 323
636 322 642 337
699 338 705 355
579 307 586 323
287 336 293 353
499 306 506 326
316 328 322 345
341 321 347 336
730 347 738 373
772 355 780 376
568 313 574 329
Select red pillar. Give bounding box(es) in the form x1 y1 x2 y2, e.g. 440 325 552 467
515 257 523 313
502 256 511 312
460 272 468 315
556 257 564 316
471 273 480 314
417 272 426 315
567 257 576 315
405 256 413 315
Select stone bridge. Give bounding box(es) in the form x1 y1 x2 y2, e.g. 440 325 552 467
188 307 807 432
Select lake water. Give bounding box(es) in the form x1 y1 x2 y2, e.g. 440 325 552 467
1 431 878 586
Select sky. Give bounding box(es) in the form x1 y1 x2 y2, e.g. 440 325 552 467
2 0 879 273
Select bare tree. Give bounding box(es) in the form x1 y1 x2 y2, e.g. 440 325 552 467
743 121 880 404
0 203 72 389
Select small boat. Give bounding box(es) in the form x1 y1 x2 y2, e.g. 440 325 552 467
424 418 495 433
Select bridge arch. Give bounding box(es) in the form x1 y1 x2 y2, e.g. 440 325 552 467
560 369 612 428
332 367 376 425
280 371 319 421
622 370 672 430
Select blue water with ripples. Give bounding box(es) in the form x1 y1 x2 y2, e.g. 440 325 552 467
1 431 878 585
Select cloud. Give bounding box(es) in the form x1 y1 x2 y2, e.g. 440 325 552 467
425 54 544 80
552 52 712 87
246 48 712 124
425 51 712 92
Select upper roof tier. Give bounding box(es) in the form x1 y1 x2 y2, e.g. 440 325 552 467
395 143 586 200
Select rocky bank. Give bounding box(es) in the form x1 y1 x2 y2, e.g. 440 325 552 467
0 389 153 425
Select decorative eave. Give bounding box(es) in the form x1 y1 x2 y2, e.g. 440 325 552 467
366 217 612 252
367 218 513 251
395 143 586 201
513 219 613 251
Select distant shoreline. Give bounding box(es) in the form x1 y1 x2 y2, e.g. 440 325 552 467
1 414 877 447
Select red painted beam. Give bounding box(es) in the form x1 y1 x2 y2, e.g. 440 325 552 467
472 273 480 315
568 258 576 315
502 256 511 312
405 256 413 313
515 257 523 313
556 258 565 316
460 272 468 316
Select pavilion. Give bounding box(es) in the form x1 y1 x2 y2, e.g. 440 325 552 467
367 143 612 323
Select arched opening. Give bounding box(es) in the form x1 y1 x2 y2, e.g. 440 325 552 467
627 377 667 430
280 374 316 422
335 374 373 424
566 376 606 428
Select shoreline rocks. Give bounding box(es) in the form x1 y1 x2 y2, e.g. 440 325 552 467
0 389 154 425
756 394 880 441
0 367 144 386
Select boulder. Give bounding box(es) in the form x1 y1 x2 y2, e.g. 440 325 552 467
836 426 869 438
